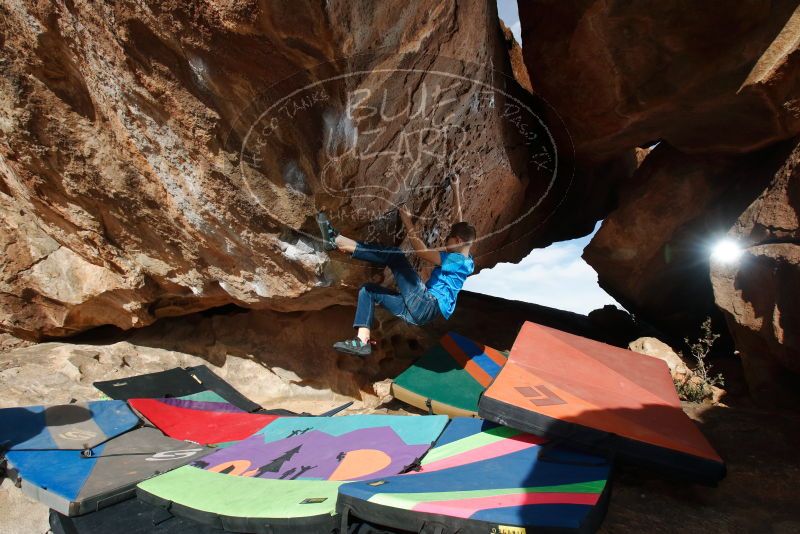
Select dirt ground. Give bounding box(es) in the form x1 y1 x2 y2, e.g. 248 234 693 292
600 402 800 533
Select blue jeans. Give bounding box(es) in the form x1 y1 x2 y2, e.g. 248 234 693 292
352 242 441 328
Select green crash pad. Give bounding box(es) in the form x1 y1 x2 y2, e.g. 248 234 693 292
392 332 508 416
140 469 343 526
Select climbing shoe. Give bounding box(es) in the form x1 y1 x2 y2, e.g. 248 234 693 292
316 212 338 251
333 337 373 357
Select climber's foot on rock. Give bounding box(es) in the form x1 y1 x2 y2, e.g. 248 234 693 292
333 337 372 357
316 212 338 251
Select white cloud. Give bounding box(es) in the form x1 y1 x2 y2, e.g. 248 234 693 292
464 222 624 315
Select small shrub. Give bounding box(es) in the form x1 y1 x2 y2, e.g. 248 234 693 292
674 317 725 402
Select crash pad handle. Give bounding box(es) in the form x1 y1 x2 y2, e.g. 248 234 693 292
339 504 352 533
420 521 448 534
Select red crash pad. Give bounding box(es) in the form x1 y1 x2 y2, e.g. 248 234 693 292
479 321 725 482
129 398 278 445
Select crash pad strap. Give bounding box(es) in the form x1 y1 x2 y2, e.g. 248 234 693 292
185 366 262 413
340 504 352 534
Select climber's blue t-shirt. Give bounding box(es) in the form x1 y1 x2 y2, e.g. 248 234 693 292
426 252 474 319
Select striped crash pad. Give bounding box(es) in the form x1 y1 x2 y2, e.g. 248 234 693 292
4 426 212 516
129 392 281 446
137 415 449 533
337 418 612 533
392 332 507 417
479 321 725 482
0 400 139 452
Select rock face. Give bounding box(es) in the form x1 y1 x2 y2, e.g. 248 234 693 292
0 0 554 339
629 337 688 378
583 141 794 336
0 289 621 409
499 20 532 93
517 1 800 404
629 336 725 404
519 0 800 158
587 304 640 347
711 141 800 407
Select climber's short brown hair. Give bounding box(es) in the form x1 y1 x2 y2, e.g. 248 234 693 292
448 221 476 243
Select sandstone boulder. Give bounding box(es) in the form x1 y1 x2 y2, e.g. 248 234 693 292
0 340 359 409
500 19 532 93
4 0 799 415
0 0 557 339
522 0 800 406
0 288 616 408
629 336 689 378
0 332 33 353
584 141 793 337
628 336 725 404
0 478 49 534
585 137 799 407
587 304 640 346
711 140 800 407
518 0 800 158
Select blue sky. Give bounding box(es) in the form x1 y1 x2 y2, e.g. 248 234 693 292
497 0 523 43
464 222 623 315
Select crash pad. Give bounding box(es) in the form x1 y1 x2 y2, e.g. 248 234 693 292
49 498 225 534
137 415 448 533
129 396 280 446
479 321 725 482
48 496 391 534
0 400 139 452
337 418 612 533
4 427 211 516
392 332 507 416
93 366 262 413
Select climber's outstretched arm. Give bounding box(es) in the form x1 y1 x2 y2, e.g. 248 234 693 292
451 174 463 223
399 205 441 265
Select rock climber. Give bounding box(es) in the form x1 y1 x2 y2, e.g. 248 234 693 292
317 179 475 357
